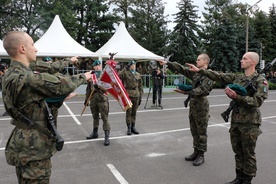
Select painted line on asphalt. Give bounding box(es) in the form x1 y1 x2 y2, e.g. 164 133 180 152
1 116 276 151
63 102 82 125
107 164 129 184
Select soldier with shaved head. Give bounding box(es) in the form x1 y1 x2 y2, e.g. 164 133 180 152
2 31 92 183
186 52 268 184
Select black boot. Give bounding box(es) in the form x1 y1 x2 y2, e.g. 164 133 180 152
127 124 132 135
242 174 253 184
225 169 243 184
86 127 98 139
131 123 139 134
193 150 205 166
185 148 198 161
104 130 110 146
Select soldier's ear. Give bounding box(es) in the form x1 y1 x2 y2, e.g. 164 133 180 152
19 45 26 53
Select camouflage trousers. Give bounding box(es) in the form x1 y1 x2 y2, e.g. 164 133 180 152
230 124 262 177
16 158 52 184
189 98 209 152
90 99 110 130
126 97 139 124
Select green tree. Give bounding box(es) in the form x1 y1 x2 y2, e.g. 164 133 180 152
108 0 135 28
200 0 241 72
128 0 169 57
267 4 276 63
168 0 201 64
73 0 118 51
251 10 271 62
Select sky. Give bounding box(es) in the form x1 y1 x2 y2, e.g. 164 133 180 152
163 0 273 29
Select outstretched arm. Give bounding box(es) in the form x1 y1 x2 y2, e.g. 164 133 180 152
185 63 200 72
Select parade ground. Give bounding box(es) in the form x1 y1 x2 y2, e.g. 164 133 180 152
0 89 276 184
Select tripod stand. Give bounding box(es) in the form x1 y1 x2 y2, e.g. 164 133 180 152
144 73 163 110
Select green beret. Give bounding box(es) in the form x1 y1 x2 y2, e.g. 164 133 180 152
128 60 136 66
43 57 52 62
177 84 193 91
45 95 67 103
228 84 247 96
92 60 101 66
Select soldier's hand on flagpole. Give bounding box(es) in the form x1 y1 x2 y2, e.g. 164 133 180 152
94 84 100 89
84 100 90 106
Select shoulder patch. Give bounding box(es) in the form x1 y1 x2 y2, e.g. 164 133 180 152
263 80 268 85
33 71 40 74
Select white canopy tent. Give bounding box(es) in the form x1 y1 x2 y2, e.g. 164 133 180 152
95 21 163 61
35 15 97 58
0 39 9 58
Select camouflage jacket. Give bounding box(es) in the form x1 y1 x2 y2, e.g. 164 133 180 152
167 62 214 97
3 60 86 166
85 71 108 103
29 58 72 73
118 67 143 98
199 69 268 125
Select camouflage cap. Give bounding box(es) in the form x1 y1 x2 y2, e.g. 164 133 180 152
128 60 136 66
228 84 247 96
92 60 101 66
177 84 193 91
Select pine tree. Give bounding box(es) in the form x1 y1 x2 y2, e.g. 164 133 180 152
168 0 201 64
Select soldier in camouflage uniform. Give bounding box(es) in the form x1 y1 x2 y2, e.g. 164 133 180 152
158 53 214 166
2 31 92 184
30 58 80 124
118 60 143 135
85 60 110 146
187 52 268 184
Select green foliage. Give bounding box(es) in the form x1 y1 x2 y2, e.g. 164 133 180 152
268 81 276 90
128 0 169 56
0 0 275 72
168 0 201 64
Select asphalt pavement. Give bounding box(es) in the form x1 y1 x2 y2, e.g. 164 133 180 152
0 89 276 184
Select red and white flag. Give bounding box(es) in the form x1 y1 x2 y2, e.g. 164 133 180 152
98 64 132 111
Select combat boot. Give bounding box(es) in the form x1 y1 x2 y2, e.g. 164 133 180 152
193 150 204 166
225 169 243 184
131 123 139 134
185 148 198 161
242 174 253 184
86 127 98 139
127 124 132 135
104 130 110 146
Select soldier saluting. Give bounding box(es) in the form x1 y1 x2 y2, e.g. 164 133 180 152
158 53 214 166
186 52 269 184
2 31 91 183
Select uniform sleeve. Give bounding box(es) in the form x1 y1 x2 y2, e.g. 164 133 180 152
85 81 92 101
199 69 235 85
236 78 268 108
190 77 214 96
25 72 85 97
167 61 194 79
29 59 71 74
